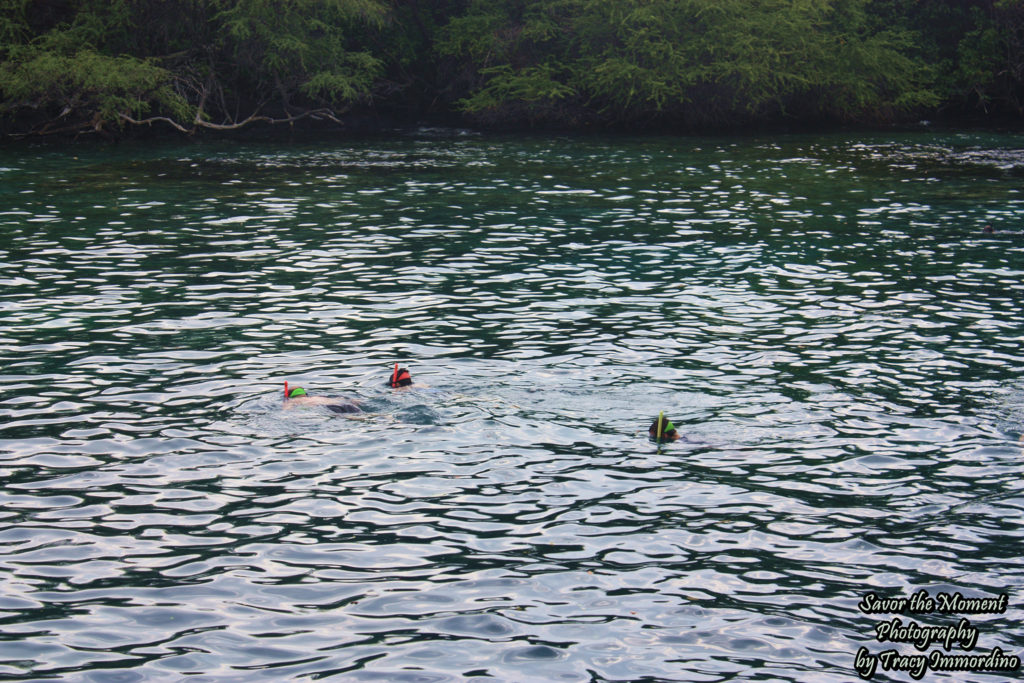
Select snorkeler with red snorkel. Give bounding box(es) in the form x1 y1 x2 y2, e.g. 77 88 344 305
387 363 431 389
388 363 413 388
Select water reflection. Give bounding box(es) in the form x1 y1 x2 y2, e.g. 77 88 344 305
0 131 1022 680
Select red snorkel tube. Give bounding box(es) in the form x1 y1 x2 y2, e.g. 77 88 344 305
284 381 289 399
391 363 399 388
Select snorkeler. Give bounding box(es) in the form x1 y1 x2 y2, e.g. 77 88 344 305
649 412 681 441
283 382 362 414
982 224 1024 235
387 363 415 388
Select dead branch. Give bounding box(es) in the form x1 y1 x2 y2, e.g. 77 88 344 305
118 106 345 133
118 113 193 132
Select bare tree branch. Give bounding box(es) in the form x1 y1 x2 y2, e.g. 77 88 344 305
118 107 345 133
118 113 193 132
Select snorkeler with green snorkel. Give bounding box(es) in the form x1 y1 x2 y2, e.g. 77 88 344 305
283 381 362 414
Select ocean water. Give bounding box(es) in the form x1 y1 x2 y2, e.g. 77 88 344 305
0 130 1022 681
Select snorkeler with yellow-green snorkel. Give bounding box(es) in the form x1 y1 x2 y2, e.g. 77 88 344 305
649 411 681 441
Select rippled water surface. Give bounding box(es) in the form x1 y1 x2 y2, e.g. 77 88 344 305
1 130 1023 681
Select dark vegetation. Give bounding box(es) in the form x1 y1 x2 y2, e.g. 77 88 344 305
1 0 1022 138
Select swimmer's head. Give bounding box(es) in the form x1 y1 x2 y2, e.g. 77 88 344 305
287 387 307 398
983 225 994 234
649 413 680 441
388 365 413 388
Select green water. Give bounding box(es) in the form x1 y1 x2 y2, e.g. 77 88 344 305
1 130 1023 681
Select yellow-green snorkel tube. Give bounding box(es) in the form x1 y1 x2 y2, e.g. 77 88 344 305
656 411 665 452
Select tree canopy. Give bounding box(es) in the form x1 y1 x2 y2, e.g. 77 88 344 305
0 0 1021 137
0 0 386 135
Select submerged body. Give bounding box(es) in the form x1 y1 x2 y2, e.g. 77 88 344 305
284 395 361 414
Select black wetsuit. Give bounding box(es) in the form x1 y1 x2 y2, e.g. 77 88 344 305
326 402 361 414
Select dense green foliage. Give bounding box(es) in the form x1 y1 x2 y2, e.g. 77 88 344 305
0 0 1021 137
0 0 386 135
437 0 940 126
